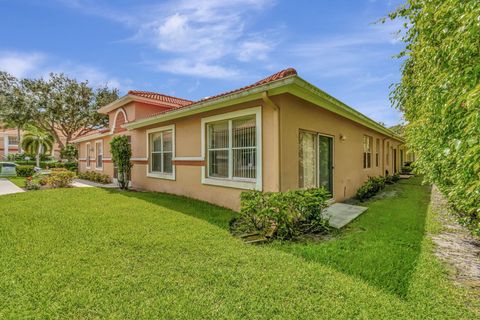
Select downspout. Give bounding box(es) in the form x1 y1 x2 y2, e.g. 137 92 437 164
261 91 281 192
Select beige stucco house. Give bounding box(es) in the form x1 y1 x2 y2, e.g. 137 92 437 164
72 68 405 210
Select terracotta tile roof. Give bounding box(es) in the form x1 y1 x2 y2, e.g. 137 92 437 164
138 68 298 120
128 90 192 107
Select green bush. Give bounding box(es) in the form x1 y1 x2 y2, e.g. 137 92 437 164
45 170 76 188
16 165 35 177
63 162 78 172
233 188 331 240
357 176 387 200
78 171 112 184
25 177 40 190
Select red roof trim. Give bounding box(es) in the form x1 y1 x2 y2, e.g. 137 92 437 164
127 90 192 107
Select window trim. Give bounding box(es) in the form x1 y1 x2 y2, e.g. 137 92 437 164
375 138 380 167
86 142 91 169
95 140 103 170
146 124 175 180
201 107 262 190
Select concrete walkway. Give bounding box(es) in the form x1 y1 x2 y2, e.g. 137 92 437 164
323 203 368 228
72 179 118 188
0 178 25 196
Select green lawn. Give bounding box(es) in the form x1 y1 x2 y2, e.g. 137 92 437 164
0 177 477 319
6 176 26 188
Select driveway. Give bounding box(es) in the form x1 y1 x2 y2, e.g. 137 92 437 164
0 178 25 196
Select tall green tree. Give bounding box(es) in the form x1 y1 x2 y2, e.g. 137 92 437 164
23 73 119 149
21 125 54 167
110 135 133 190
0 72 34 151
389 0 480 234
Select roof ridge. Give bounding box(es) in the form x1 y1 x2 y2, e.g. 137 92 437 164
127 90 193 103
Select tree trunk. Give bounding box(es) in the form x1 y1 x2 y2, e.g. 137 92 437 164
17 127 22 153
36 144 42 168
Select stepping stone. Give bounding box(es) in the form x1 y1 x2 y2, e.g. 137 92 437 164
323 203 368 229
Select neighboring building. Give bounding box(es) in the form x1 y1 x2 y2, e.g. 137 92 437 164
72 68 406 210
0 125 63 160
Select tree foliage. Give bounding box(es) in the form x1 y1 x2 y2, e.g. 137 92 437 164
110 135 133 190
21 125 55 167
389 0 480 234
0 72 119 151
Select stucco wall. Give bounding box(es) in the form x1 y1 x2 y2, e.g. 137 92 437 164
278 93 403 201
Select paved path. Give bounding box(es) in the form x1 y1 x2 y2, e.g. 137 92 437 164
0 178 25 196
72 179 118 188
323 203 368 228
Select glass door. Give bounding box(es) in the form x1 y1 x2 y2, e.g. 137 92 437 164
318 135 333 195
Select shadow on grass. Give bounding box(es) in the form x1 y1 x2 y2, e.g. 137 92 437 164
103 188 237 231
271 176 431 299
103 177 429 299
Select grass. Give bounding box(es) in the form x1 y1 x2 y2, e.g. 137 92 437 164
0 177 477 319
6 176 27 188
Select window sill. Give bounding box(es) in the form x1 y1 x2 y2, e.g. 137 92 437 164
147 172 175 180
202 177 259 190
95 167 103 171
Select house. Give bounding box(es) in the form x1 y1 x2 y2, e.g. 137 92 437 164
72 68 405 210
0 125 63 160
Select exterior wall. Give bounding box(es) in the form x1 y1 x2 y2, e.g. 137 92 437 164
77 93 404 210
78 99 278 210
278 94 403 202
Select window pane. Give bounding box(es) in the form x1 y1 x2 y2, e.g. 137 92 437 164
163 152 173 174
209 150 229 178
232 116 256 148
208 121 229 149
233 148 256 179
318 136 332 192
162 130 172 151
151 133 162 152
299 131 317 188
151 153 162 172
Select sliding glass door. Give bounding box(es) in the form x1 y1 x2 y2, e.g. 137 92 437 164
318 135 333 194
299 131 334 196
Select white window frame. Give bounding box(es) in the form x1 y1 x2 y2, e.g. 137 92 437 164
86 142 91 169
201 106 262 190
146 124 175 180
363 135 372 169
95 140 103 170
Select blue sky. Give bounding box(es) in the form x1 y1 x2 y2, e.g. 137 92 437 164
0 0 405 126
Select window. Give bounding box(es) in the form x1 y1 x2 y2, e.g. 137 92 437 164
363 135 372 169
376 138 380 167
147 126 174 179
386 141 390 165
86 143 91 168
95 141 103 169
299 131 334 195
207 116 256 179
8 136 18 146
202 107 261 190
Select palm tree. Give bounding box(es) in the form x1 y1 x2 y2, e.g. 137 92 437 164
21 125 54 167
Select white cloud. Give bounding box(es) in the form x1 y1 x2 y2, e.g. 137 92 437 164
0 52 46 78
57 0 277 78
156 59 239 79
0 50 125 90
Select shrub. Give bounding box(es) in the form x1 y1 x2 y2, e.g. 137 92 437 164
63 162 78 172
356 176 387 200
16 165 35 177
25 177 40 190
110 135 133 190
392 173 400 182
78 171 112 184
233 188 331 240
45 170 76 188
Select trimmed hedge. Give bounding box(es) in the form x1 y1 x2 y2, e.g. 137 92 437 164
78 171 112 184
357 174 400 200
14 161 78 172
16 165 35 177
231 188 331 240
